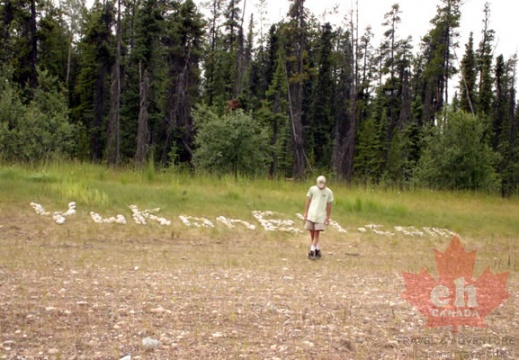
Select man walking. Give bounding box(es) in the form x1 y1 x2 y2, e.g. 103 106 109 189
303 175 333 259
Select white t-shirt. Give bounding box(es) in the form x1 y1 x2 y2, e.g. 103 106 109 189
306 185 334 223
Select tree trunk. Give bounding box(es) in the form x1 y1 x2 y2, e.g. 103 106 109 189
135 63 150 167
29 0 38 89
107 0 121 166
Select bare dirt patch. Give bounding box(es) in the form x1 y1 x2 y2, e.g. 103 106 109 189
0 216 517 359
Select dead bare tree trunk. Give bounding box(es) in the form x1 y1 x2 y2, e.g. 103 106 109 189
331 4 358 183
285 0 308 180
232 0 246 98
135 62 150 167
107 0 121 167
163 56 192 163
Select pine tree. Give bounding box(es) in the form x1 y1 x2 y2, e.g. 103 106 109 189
283 0 310 179
160 0 205 165
132 0 163 166
0 0 39 92
37 2 69 84
58 0 85 89
106 0 122 166
236 13 256 111
493 55 519 196
330 24 355 181
380 4 401 139
202 0 224 107
396 37 413 128
476 2 494 116
257 48 290 177
223 0 242 101
307 22 334 170
73 0 115 161
245 23 280 109
458 32 476 113
418 0 461 124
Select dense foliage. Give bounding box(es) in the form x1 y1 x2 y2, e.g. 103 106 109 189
192 106 271 176
0 0 517 195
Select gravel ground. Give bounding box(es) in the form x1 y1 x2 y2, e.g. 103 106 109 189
0 219 517 360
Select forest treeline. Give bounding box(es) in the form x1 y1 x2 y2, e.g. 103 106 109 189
0 0 518 195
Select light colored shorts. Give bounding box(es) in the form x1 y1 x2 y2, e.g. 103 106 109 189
305 220 325 231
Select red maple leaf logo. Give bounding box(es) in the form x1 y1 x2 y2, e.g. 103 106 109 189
401 235 510 333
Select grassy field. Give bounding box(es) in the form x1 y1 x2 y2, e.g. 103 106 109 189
0 163 518 359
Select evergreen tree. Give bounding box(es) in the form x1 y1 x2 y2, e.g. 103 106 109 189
418 0 461 124
354 112 385 182
236 13 257 111
330 24 355 181
106 0 122 166
307 22 334 170
73 0 115 161
283 0 310 179
458 32 476 113
0 0 39 92
493 55 519 196
380 4 401 138
58 0 85 88
386 122 422 185
396 37 413 127
242 24 274 113
160 0 205 165
117 0 140 161
476 2 494 116
200 0 244 113
257 45 290 177
202 0 224 107
37 1 69 84
132 0 163 166
356 25 375 127
377 4 414 177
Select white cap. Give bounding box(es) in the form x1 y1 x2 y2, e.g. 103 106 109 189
317 175 326 189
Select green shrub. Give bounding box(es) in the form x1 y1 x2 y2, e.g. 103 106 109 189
0 68 75 163
192 106 272 177
413 110 500 192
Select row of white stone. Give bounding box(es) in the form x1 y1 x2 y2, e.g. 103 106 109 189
26 202 453 237
359 224 456 237
30 202 77 225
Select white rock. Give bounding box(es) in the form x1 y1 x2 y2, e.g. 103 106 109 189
142 337 160 349
53 212 66 224
150 306 165 313
116 215 127 224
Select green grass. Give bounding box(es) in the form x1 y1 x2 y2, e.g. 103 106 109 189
1 161 519 242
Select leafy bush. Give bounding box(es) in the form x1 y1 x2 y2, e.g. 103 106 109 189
412 110 500 191
192 106 272 177
0 68 75 162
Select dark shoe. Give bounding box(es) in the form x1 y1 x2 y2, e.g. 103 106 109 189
315 249 322 258
308 250 316 260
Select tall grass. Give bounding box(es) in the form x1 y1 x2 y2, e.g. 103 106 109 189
1 161 518 241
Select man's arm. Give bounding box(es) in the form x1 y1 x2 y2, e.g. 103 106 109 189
304 197 311 220
325 202 332 224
